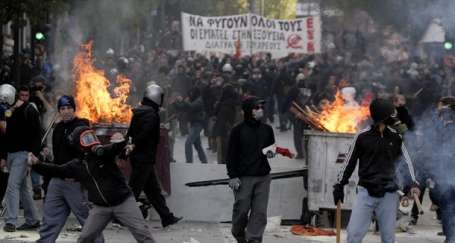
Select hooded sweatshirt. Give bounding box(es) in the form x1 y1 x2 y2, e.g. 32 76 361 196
226 97 275 178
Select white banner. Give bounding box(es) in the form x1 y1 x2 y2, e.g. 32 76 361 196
181 12 321 58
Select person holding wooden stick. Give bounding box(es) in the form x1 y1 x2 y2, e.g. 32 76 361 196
332 98 420 243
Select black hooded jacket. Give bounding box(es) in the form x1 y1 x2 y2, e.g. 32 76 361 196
126 101 160 164
52 117 90 165
226 97 275 178
33 140 131 206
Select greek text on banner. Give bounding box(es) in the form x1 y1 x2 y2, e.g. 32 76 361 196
181 12 321 58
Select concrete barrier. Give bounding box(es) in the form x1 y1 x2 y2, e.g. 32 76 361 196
149 161 305 222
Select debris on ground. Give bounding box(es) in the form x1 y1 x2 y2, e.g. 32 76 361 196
290 225 336 236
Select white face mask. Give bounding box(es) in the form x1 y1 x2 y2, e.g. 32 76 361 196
252 108 264 120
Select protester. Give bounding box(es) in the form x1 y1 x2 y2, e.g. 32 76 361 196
226 96 276 243
426 96 455 242
174 87 208 164
30 126 156 243
127 83 182 227
2 84 41 232
333 98 421 243
0 84 16 206
36 95 104 243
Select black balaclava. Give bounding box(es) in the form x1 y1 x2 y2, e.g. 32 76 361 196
369 98 396 124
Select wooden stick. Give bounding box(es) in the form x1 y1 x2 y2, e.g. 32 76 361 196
336 201 342 243
289 106 320 130
413 193 424 215
293 102 330 132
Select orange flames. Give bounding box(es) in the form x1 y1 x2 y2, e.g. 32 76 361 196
314 92 370 133
73 42 132 124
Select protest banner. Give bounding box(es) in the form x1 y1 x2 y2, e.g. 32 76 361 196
181 12 321 58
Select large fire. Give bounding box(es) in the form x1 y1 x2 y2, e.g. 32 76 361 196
73 42 132 124
314 92 371 133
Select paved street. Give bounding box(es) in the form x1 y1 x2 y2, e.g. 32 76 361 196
0 219 445 243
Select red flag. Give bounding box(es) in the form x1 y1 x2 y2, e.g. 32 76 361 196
276 146 295 159
234 38 241 59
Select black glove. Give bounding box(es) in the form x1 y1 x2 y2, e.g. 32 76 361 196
333 183 344 205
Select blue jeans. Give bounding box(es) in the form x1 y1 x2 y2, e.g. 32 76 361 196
31 169 42 189
439 185 455 243
37 178 104 243
347 186 398 243
5 151 40 225
185 122 207 163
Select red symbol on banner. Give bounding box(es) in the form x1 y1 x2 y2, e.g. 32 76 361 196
287 34 302 49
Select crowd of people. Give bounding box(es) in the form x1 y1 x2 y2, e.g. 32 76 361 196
0 22 454 243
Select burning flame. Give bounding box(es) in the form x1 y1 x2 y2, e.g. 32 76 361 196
314 92 370 133
73 42 132 124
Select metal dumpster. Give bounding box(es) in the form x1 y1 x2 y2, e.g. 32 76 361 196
305 130 359 211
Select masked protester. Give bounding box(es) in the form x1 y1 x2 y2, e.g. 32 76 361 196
333 98 420 243
30 126 156 243
126 83 182 227
36 95 104 243
226 96 275 243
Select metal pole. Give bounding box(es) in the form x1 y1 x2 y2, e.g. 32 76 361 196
41 112 58 146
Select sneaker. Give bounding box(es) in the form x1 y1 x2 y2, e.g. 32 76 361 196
3 223 16 232
16 221 40 231
162 216 183 228
409 218 417 225
438 231 445 236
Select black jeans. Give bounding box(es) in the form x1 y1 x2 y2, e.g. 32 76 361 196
128 162 174 223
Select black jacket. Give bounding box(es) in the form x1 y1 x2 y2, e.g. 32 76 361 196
213 85 241 137
127 104 160 164
33 141 131 206
338 125 416 197
5 102 42 155
52 117 90 165
175 97 206 124
226 119 275 178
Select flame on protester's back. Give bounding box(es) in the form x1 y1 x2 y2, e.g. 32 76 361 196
73 42 132 124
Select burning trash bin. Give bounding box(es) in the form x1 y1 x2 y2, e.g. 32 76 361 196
73 42 171 194
291 90 371 226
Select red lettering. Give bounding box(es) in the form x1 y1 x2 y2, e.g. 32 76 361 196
307 30 314 40
306 17 313 29
307 42 315 53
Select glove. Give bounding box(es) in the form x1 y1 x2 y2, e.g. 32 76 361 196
265 150 275 159
228 178 241 191
333 183 344 205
